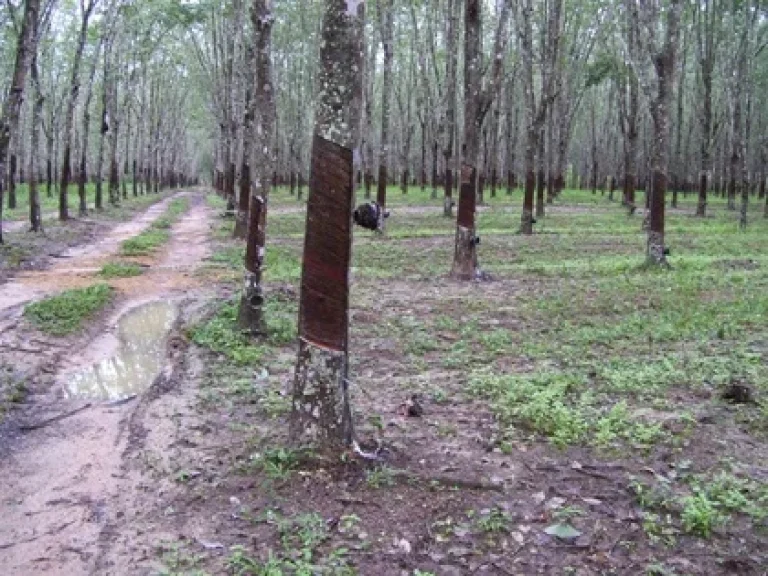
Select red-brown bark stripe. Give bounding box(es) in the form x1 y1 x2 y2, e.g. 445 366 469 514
299 134 353 351
457 163 476 228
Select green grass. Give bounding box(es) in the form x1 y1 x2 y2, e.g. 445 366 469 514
206 243 302 283
191 300 266 365
190 296 297 365
120 229 170 256
24 284 113 335
119 197 190 256
98 261 144 278
2 181 172 221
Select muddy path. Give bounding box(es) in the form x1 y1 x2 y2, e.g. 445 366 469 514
0 191 215 576
0 195 183 313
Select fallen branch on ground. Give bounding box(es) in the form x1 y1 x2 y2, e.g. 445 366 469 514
20 403 92 432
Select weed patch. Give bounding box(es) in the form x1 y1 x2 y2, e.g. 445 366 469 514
225 509 355 575
191 300 265 365
120 229 170 256
120 197 189 256
469 369 670 449
24 284 112 335
98 261 144 278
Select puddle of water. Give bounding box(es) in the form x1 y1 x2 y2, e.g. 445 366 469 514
65 301 178 400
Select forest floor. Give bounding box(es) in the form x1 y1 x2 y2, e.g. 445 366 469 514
0 186 766 576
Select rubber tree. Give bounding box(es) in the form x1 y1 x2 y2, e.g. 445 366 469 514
290 0 364 451
29 5 51 232
451 0 509 280
617 6 640 215
519 0 537 234
59 0 100 221
237 0 275 332
731 0 752 228
629 0 683 265
29 55 45 232
442 0 458 217
694 0 721 217
233 40 255 240
376 0 393 234
0 0 41 245
79 29 105 215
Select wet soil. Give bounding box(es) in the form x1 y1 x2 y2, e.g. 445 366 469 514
64 300 179 400
0 191 214 576
0 191 765 576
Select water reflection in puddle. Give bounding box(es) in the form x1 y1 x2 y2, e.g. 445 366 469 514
66 301 178 400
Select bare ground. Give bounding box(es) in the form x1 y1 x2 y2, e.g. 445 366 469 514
0 191 765 576
0 191 215 575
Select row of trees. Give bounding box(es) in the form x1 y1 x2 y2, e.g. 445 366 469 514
216 0 763 450
4 0 766 247
201 0 766 272
3 0 767 449
0 0 209 242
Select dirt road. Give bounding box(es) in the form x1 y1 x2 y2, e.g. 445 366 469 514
0 191 214 576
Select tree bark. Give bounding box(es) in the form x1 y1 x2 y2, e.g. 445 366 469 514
442 0 458 217
291 0 364 452
29 56 44 232
452 0 508 277
520 0 536 234
8 153 17 211
60 1 97 221
0 0 41 244
234 43 256 240
376 0 393 234
238 0 275 333
641 0 682 265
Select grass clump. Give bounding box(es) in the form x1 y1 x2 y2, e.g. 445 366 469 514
191 300 264 365
0 366 27 420
120 229 170 256
151 217 173 230
225 510 354 575
24 284 112 335
98 261 144 278
119 197 189 256
632 469 767 540
166 197 189 218
469 369 668 449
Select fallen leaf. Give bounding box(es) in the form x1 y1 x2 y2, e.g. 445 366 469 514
544 523 582 540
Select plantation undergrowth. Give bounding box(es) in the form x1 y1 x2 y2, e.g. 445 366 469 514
164 186 767 575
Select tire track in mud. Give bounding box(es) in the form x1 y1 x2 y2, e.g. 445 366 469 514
0 191 216 576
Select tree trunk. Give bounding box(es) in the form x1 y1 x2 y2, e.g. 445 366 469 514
545 114 555 204
645 0 681 265
452 0 507 277
375 0 393 234
291 0 364 452
520 0 536 234
535 128 546 217
234 43 256 240
442 0 458 217
0 0 40 244
60 5 95 221
672 28 687 210
46 145 53 199
735 4 750 229
238 0 275 334
95 106 108 210
79 35 103 216
8 154 17 210
29 57 44 232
